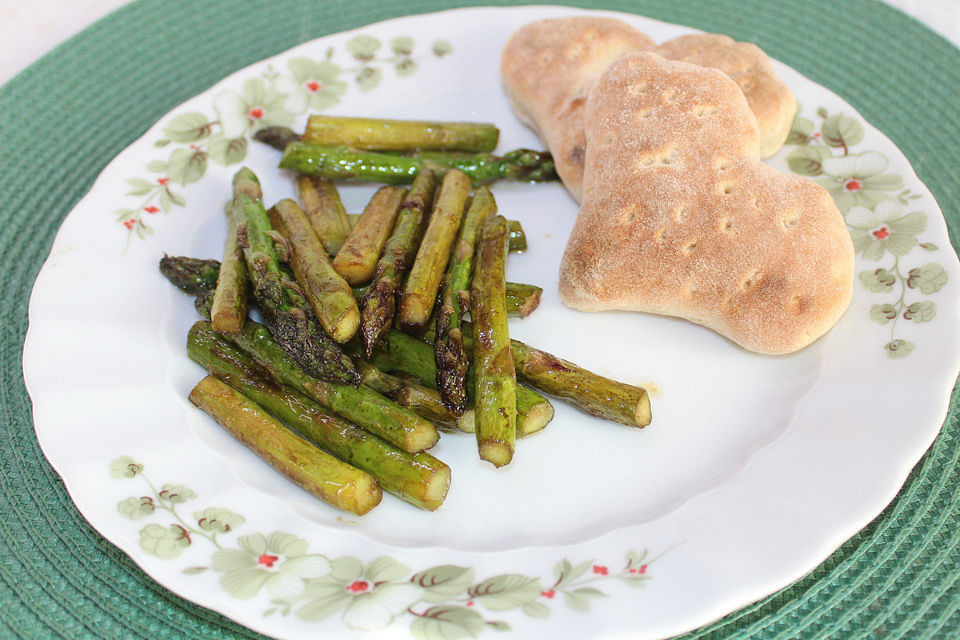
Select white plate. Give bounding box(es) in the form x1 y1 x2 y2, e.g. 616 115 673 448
23 6 960 640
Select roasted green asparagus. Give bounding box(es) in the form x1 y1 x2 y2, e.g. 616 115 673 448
303 115 499 152
333 186 406 285
296 176 352 256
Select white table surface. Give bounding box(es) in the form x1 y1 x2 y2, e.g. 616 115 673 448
1 0 958 87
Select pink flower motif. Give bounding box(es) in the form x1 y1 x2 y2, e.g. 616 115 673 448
257 553 279 568
123 219 135 230
144 206 159 214
346 580 370 593
248 107 264 120
305 80 322 92
872 226 890 240
157 177 168 185
592 565 608 575
845 179 862 191
541 589 556 598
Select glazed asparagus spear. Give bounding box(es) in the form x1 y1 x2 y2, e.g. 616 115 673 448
296 176 352 256
303 115 498 152
432 322 651 428
360 169 438 356
507 220 526 252
355 361 472 432
253 126 301 151
279 142 558 185
210 203 248 334
231 167 359 385
228 321 438 453
159 255 220 294
399 170 471 327
187 323 450 510
365 330 553 437
333 186 407 286
470 215 516 467
435 186 496 412
269 199 359 343
189 375 381 516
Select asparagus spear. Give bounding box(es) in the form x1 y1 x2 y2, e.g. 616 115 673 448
187 323 450 510
231 167 359 385
253 126 301 151
359 170 438 356
303 115 499 152
195 289 214 320
400 170 471 327
507 220 527 252
159 255 220 294
465 282 542 319
356 361 473 432
471 215 516 467
269 199 359 343
190 375 381 515
366 330 552 437
433 322 651 428
209 204 248 335
435 186 496 412
333 186 407 286
279 142 558 186
296 176 352 256
229 321 438 453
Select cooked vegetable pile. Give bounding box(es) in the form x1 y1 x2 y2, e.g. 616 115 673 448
161 115 651 516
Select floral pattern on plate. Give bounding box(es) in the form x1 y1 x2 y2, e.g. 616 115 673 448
111 456 667 639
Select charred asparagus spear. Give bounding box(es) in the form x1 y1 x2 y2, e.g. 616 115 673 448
356 361 473 433
333 186 407 286
507 220 527 252
366 330 553 437
210 204 248 334
399 170 471 327
360 169 438 356
430 322 651 427
253 126 301 151
231 167 359 385
269 199 359 343
471 215 516 467
279 142 557 186
296 176 352 256
435 186 496 412
159 255 220 294
187 323 450 510
189 375 381 515
303 115 499 152
228 321 438 453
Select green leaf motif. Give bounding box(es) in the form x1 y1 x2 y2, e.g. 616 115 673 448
207 133 248 166
821 113 864 148
163 112 212 143
522 601 550 618
885 339 915 359
126 177 156 196
140 523 191 559
432 40 453 57
194 507 245 533
390 36 414 55
411 565 475 602
486 620 510 632
166 148 207 185
364 556 410 582
787 115 815 144
183 566 208 575
469 574 542 611
395 58 418 77
109 455 143 478
346 35 381 60
919 242 938 251
786 145 832 176
903 300 936 323
870 304 898 324
146 159 168 173
907 263 948 294
355 67 383 92
816 106 829 118
118 496 155 520
553 558 592 588
410 606 486 640
859 268 896 292
165 186 186 207
159 483 196 503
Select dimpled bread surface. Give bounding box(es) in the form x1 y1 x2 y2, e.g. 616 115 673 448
559 53 854 354
655 34 796 158
500 17 656 201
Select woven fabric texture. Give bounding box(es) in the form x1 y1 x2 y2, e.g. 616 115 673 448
1 0 958 638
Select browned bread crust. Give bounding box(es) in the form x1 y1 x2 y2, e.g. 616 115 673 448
559 54 854 354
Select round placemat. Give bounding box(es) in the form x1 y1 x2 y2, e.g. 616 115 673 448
1 1 958 638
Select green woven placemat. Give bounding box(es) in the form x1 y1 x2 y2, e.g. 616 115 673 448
1 1 958 638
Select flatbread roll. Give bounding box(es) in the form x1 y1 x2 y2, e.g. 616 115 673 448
559 53 853 354
501 17 656 201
